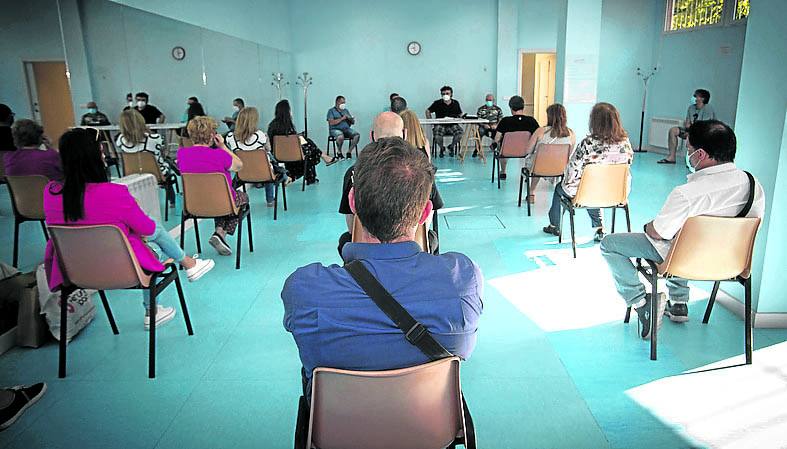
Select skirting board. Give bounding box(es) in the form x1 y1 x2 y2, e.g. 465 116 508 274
716 289 787 328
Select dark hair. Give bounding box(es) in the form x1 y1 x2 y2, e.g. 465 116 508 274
188 96 199 103
126 93 132 100
354 138 434 242
440 86 453 94
0 104 14 123
694 89 711 104
187 102 206 121
589 102 628 144
267 100 296 137
508 95 525 111
688 119 735 163
391 96 408 113
57 128 108 221
234 97 245 106
11 119 45 147
389 93 399 101
135 92 149 100
335 95 345 103
546 103 570 138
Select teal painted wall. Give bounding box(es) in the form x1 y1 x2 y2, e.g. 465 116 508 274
734 0 787 312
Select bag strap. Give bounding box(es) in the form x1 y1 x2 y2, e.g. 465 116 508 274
736 171 755 218
344 260 453 360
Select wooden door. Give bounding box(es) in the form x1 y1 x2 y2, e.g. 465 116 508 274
534 53 556 125
29 61 74 144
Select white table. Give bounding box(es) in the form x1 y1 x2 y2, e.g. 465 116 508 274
420 118 493 161
114 173 162 223
82 123 185 172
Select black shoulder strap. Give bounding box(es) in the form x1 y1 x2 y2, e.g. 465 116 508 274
736 171 755 218
344 260 453 361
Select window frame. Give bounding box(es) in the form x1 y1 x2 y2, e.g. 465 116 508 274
663 0 748 34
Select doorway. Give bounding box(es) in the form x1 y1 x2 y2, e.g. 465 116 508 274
520 52 556 126
24 61 75 144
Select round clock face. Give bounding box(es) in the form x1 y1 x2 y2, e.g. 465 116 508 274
407 41 421 56
172 46 186 61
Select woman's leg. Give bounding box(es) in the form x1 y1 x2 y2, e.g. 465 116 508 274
146 222 186 264
264 183 275 203
547 184 566 228
214 191 250 236
586 208 603 229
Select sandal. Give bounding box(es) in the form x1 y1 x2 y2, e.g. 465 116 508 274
657 158 676 164
325 156 339 167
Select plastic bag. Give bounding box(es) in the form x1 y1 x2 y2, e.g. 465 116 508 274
35 264 96 343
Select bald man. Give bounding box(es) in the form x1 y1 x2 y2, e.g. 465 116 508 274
370 111 406 142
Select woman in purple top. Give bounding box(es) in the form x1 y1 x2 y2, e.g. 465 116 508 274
3 119 63 181
177 116 247 257
44 128 215 329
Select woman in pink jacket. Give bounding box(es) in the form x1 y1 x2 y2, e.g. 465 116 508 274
44 128 215 329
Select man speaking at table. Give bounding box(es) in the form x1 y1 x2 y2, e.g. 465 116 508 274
425 85 463 158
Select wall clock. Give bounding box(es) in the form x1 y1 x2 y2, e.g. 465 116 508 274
407 41 421 56
171 46 186 61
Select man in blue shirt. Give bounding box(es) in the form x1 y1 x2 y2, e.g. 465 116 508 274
326 95 360 159
282 137 483 394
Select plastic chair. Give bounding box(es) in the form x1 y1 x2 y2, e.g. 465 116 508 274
273 135 310 192
351 215 429 252
625 216 761 362
491 131 531 189
294 357 476 449
6 175 50 267
518 143 572 215
180 173 252 269
121 151 179 221
0 151 9 185
235 150 288 220
100 142 122 178
327 134 359 159
48 224 193 378
558 164 631 258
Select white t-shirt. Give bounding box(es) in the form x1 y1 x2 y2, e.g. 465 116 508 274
116 132 169 175
224 130 269 151
649 163 765 259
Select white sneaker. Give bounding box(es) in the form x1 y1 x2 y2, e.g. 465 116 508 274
185 256 215 282
144 305 176 329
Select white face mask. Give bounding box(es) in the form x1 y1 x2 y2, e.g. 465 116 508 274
128 101 134 108
442 94 451 102
136 100 146 108
233 105 240 112
338 103 346 110
686 148 701 172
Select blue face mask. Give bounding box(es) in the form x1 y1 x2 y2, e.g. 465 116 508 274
486 101 494 107
87 108 97 114
690 96 697 105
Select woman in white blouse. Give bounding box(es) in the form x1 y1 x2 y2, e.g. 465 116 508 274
117 109 170 176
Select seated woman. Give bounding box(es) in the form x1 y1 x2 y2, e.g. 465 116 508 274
543 102 633 242
3 119 63 181
267 99 337 185
177 100 206 138
43 128 214 329
177 116 246 256
522 103 575 204
116 109 171 177
399 108 431 160
225 106 289 207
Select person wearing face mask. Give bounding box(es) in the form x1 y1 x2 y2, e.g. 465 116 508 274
475 93 503 158
222 98 244 132
80 101 110 126
327 95 360 159
122 93 134 112
425 85 463 158
659 89 715 164
601 119 764 337
134 92 166 124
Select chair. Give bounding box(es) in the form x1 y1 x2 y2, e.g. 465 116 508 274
624 216 761 362
48 224 193 378
295 357 476 449
273 135 310 192
235 150 288 220
558 164 631 258
327 134 359 159
100 141 122 178
6 175 50 267
0 151 8 185
179 136 194 148
121 151 179 221
459 124 483 161
491 131 531 189
351 215 429 252
179 173 253 269
518 143 572 215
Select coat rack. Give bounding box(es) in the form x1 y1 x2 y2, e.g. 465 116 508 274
635 66 657 153
271 72 288 101
297 72 313 137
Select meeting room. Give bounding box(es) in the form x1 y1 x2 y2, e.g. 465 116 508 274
1 0 786 448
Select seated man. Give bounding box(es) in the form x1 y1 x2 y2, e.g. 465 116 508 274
80 101 110 126
222 97 244 132
3 119 63 182
134 92 166 124
283 137 483 395
493 95 539 180
327 95 360 159
122 92 133 112
660 88 715 164
601 120 764 338
426 85 463 158
338 112 443 256
475 93 503 157
384 92 399 112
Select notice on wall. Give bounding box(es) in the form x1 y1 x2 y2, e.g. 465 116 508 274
563 54 598 104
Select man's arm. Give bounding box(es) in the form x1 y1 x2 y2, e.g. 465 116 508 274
327 110 345 126
157 112 166 124
425 107 433 119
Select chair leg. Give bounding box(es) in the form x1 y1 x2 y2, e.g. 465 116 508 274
302 160 308 192
702 281 721 324
491 156 496 183
235 215 243 270
558 203 564 244
611 207 616 234
173 269 193 335
624 204 632 232
282 182 288 211
273 184 279 221
179 214 186 250
744 277 753 364
164 195 169 222
624 306 632 323
569 207 577 258
432 212 439 238
518 171 524 208
497 158 502 189
148 286 156 378
462 396 477 449
58 288 68 378
98 290 119 335
649 264 659 361
193 218 201 253
246 208 254 252
526 174 532 216
13 219 20 267
40 221 49 241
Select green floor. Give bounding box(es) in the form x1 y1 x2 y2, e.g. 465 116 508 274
1 149 785 448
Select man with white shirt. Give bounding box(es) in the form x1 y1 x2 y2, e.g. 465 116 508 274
600 120 765 339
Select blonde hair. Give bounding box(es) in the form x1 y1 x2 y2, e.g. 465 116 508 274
118 109 147 145
399 109 427 150
187 116 218 145
234 107 259 143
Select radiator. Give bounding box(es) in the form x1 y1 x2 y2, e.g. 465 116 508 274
648 117 682 148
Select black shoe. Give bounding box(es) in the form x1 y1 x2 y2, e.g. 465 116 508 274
209 232 232 256
635 293 667 340
542 225 559 236
665 301 689 323
0 383 47 431
336 153 345 160
439 149 445 158
593 228 605 243
346 152 352 159
306 178 320 185
499 173 507 180
472 150 478 158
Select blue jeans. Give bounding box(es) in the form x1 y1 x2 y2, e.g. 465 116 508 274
142 222 186 309
548 184 602 229
600 233 690 306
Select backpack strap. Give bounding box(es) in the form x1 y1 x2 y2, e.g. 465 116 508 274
736 171 755 218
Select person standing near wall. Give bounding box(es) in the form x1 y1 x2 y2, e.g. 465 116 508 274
659 89 715 164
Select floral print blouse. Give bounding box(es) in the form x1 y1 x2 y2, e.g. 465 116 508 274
562 136 633 197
